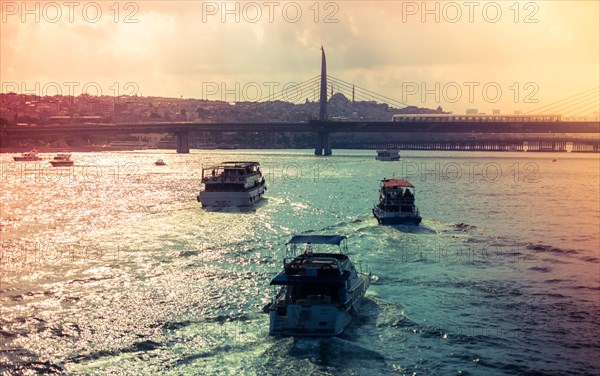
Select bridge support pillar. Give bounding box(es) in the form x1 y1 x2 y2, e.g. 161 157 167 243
314 132 323 156
314 132 331 156
323 132 332 156
176 131 190 153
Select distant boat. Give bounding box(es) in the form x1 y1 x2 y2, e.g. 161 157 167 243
154 159 166 166
552 159 557 162
49 154 74 167
197 161 266 207
375 149 400 161
373 179 421 225
13 151 42 162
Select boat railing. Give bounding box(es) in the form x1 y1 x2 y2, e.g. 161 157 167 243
284 256 343 267
272 285 286 302
283 256 343 275
201 170 262 182
201 184 248 193
382 196 415 205
285 243 347 257
354 260 371 276
342 275 370 309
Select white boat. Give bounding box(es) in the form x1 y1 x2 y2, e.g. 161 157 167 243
196 161 266 207
266 235 371 336
154 159 166 166
375 149 400 161
49 153 74 167
373 179 421 225
13 151 42 161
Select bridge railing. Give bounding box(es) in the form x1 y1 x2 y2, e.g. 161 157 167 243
391 114 565 123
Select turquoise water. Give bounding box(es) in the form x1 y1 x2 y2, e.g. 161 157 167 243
1 150 598 375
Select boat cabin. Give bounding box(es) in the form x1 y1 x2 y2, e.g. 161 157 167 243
378 179 416 212
201 161 262 192
270 235 352 308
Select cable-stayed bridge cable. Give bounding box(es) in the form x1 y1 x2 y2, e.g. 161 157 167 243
525 87 599 114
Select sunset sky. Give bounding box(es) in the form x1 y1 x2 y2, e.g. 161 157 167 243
1 0 598 114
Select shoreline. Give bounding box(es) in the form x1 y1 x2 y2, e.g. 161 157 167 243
1 146 145 153
2 146 598 154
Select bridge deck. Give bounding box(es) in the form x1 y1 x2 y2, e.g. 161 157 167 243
3 120 598 154
3 120 599 134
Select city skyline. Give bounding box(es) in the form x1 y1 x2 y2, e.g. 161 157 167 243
1 1 599 115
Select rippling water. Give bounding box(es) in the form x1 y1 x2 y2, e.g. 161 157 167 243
1 150 598 375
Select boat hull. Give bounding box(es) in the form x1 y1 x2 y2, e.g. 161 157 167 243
49 161 74 167
373 208 421 225
269 304 352 337
13 157 42 162
197 184 266 207
268 273 370 337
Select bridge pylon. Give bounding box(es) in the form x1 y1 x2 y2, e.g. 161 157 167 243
315 47 332 156
176 131 190 153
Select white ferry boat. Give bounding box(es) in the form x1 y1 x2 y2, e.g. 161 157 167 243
196 161 266 207
375 149 400 161
49 154 74 167
266 235 371 336
13 151 42 161
373 179 421 225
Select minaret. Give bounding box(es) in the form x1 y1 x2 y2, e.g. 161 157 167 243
319 46 327 121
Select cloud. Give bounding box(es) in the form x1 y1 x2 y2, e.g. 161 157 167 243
1 0 598 114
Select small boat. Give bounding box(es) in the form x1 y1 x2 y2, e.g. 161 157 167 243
197 161 266 207
154 159 166 166
375 149 400 161
49 154 74 167
13 151 42 162
373 179 421 225
266 235 371 336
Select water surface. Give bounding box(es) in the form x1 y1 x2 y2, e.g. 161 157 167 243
1 150 598 375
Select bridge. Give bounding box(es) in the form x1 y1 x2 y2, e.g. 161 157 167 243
4 119 598 153
2 48 599 154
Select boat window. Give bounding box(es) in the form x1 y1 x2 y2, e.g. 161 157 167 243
292 285 339 304
204 183 245 192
